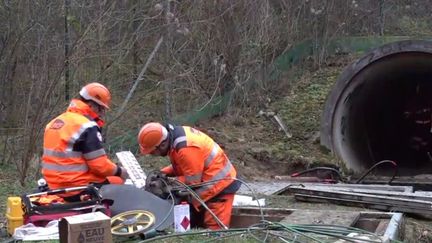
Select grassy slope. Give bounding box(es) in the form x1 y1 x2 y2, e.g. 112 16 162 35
0 165 36 238
198 57 355 180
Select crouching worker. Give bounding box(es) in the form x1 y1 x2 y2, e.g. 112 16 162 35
41 82 128 202
137 122 241 229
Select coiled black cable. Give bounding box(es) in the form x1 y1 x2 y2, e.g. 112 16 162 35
355 160 398 184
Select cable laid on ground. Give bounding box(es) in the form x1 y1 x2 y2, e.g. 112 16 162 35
138 227 259 243
173 177 269 241
173 178 228 229
291 166 344 182
149 178 404 242
289 160 398 185
187 177 266 222
138 221 401 243
355 160 398 184
172 176 268 231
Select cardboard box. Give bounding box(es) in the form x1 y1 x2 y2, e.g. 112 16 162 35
59 211 112 243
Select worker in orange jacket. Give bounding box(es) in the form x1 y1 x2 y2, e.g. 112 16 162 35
138 122 241 229
41 82 128 201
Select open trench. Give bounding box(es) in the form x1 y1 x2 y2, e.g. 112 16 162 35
321 40 432 176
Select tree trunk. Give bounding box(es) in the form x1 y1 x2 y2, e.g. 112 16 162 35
64 0 71 100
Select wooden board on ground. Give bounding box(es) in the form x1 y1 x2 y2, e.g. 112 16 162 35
276 183 413 195
239 181 413 196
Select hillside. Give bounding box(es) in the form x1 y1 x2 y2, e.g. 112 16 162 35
3 53 432 242
0 54 349 241
132 54 359 182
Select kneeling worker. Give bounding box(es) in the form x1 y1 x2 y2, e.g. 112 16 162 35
137 122 241 229
41 82 128 201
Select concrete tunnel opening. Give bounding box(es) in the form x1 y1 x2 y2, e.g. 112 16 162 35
321 40 432 176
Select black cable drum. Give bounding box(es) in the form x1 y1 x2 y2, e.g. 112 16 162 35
321 40 432 176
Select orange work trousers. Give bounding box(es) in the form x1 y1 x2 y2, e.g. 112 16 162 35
192 193 234 230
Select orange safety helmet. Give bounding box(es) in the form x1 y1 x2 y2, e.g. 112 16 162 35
79 82 111 109
138 122 168 154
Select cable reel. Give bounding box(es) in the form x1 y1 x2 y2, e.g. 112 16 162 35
111 210 156 236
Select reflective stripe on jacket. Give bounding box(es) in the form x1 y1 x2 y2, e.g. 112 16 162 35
42 99 118 190
162 125 237 210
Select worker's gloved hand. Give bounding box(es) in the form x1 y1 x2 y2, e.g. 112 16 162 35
145 171 172 199
158 172 168 180
119 167 129 180
147 170 167 184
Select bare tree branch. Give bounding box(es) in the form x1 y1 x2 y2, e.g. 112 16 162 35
116 36 164 118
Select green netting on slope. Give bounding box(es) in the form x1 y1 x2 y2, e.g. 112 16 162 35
269 36 427 81
173 89 234 125
106 131 139 155
107 36 431 152
107 90 234 153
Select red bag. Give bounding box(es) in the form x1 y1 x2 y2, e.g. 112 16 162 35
21 185 111 227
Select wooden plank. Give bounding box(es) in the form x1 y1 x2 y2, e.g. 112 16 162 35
288 186 432 201
348 179 432 191
412 191 432 197
320 184 412 192
276 183 413 195
290 187 432 209
294 194 431 216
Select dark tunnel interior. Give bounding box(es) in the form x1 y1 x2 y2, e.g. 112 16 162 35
343 52 432 175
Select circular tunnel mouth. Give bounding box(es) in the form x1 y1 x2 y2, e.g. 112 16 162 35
322 40 432 176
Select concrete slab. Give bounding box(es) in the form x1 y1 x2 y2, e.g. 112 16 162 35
237 181 293 195
280 210 359 225
230 207 404 241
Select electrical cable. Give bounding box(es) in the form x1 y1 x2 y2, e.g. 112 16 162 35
289 223 381 234
289 227 375 243
172 177 270 241
138 227 258 243
291 166 345 182
138 221 395 243
129 178 176 239
290 161 398 185
149 178 175 233
355 160 398 184
246 222 270 242
200 230 261 243
298 222 392 242
143 176 403 242
172 176 268 230
172 178 228 229
139 176 264 239
187 177 266 222
284 223 388 243
266 222 325 243
183 177 385 242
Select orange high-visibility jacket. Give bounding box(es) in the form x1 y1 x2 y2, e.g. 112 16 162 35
161 125 238 209
42 99 119 190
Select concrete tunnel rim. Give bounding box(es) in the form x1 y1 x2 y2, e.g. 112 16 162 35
320 39 432 171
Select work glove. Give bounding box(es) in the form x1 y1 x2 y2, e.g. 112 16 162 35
158 172 168 180
149 170 167 181
145 170 172 199
119 167 129 180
